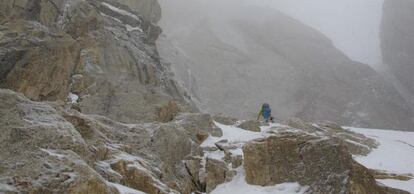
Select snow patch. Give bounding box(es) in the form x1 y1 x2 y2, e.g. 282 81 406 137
108 182 145 194
68 93 79 104
211 167 309 194
126 24 143 32
347 127 414 193
101 2 140 21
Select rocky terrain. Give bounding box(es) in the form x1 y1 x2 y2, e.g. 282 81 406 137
0 0 413 194
157 0 414 131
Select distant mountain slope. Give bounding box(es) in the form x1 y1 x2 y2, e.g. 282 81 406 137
381 0 414 106
158 3 414 130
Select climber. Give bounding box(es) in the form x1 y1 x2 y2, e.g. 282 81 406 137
257 103 273 123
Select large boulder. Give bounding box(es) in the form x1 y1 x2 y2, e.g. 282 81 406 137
242 132 406 194
285 118 378 156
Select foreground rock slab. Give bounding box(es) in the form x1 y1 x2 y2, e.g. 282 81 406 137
243 132 409 194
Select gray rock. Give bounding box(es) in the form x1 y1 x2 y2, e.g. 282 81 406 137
243 132 406 194
213 114 238 125
237 120 261 132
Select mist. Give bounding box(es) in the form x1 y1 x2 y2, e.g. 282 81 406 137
159 0 384 66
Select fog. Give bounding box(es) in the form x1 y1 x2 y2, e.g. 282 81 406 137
157 0 414 130
160 0 384 66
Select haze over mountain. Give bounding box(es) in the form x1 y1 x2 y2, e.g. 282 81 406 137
157 0 414 130
380 0 414 109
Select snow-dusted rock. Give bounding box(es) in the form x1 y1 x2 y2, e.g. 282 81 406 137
242 132 407 194
286 118 379 156
237 120 261 132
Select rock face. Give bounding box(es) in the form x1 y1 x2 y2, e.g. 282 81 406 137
158 0 414 131
0 0 196 124
381 0 414 100
0 89 213 194
243 132 406 194
0 89 115 194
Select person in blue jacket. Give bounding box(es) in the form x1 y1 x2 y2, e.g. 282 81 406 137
257 103 273 123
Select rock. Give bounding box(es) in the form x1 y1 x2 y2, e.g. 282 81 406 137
157 100 179 123
110 160 173 194
224 151 243 169
237 120 261 132
205 158 229 193
0 20 80 101
175 113 223 140
285 118 379 156
0 89 116 194
184 158 205 191
242 132 403 194
213 114 238 125
286 117 319 133
0 0 195 124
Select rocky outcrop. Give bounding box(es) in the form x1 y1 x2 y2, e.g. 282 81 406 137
0 89 210 194
286 118 378 156
0 0 196 124
0 89 115 194
242 132 408 194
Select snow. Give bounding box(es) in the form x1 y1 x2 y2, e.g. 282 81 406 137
347 127 414 193
68 93 78 104
211 168 309 194
108 182 145 194
201 122 274 147
101 2 140 21
126 24 143 32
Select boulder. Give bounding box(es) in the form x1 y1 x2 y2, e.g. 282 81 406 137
205 158 229 193
175 113 223 140
243 132 405 194
237 120 261 132
285 118 378 156
213 114 238 125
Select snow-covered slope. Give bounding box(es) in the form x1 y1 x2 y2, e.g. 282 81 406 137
347 127 414 193
204 122 414 193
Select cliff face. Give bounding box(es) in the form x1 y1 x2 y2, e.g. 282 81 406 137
158 2 414 131
0 0 195 124
381 0 414 103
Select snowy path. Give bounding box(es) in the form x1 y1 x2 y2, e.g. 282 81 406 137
206 122 309 194
347 127 414 193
